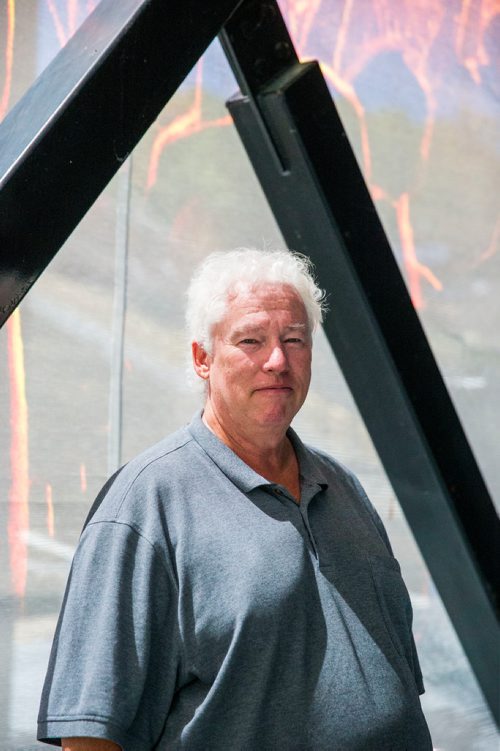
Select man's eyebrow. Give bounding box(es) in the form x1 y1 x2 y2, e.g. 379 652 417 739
231 322 309 338
230 325 265 339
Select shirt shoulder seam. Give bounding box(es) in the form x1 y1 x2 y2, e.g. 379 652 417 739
85 518 178 590
114 436 193 518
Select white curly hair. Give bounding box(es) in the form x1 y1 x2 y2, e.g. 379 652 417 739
186 247 327 354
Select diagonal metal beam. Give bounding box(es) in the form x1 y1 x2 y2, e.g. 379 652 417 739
220 0 500 723
0 0 242 327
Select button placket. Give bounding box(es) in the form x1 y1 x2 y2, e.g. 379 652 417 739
299 506 318 559
298 485 323 561
272 485 318 558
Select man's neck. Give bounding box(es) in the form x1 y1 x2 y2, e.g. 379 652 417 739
202 405 301 501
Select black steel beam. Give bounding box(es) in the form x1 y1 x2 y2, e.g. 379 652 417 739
221 2 500 723
0 0 242 327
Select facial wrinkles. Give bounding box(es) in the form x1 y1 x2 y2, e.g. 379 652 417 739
203 284 311 435
211 284 309 344
226 305 308 343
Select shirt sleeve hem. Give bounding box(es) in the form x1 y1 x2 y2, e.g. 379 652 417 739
37 717 145 751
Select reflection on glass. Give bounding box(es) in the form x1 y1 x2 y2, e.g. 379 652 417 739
0 1 498 749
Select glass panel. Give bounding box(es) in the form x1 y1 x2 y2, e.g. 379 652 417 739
0 2 497 750
0 0 95 120
121 57 281 458
1 3 118 748
0 186 117 750
277 0 500 506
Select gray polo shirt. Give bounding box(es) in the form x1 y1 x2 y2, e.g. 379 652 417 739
38 412 432 750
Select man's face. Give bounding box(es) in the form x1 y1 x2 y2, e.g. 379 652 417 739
195 283 312 435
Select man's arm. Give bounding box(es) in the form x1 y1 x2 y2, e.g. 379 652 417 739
62 738 121 751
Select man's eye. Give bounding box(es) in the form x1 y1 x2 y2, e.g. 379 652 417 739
285 337 303 344
240 338 258 345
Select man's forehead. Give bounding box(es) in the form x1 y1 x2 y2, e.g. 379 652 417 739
226 284 305 312
210 283 310 337
224 299 308 328
230 320 308 336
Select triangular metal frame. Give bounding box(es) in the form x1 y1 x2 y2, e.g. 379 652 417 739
0 0 498 723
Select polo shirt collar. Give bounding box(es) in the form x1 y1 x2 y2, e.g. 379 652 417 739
188 411 267 493
287 428 330 492
187 411 329 495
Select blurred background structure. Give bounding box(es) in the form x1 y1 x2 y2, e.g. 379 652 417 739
0 1 499 749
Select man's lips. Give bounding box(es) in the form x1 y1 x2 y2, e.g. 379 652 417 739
254 386 293 393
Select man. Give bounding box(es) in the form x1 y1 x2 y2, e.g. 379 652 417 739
38 248 432 750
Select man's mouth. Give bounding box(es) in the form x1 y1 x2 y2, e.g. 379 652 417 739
254 386 292 392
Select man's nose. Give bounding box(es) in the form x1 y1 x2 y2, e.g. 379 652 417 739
263 344 289 373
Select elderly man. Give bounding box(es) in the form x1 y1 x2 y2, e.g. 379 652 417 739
38 248 432 750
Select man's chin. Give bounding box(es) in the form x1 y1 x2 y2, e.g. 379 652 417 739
254 409 296 430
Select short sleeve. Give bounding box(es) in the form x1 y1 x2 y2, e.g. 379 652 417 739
37 520 181 750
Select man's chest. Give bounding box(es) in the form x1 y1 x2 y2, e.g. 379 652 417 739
168 486 399 678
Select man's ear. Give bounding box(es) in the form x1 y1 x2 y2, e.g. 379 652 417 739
192 341 211 380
